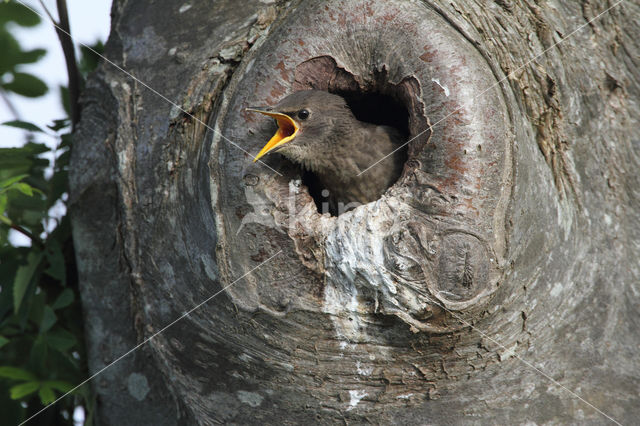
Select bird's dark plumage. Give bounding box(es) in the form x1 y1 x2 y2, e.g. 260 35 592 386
248 90 404 214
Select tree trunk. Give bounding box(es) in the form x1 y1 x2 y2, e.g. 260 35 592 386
70 0 640 424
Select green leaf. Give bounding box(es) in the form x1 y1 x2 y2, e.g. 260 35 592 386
13 251 42 313
18 209 45 229
51 288 73 310
44 241 66 283
47 119 70 132
38 384 56 405
19 141 49 155
0 366 36 381
39 305 57 333
13 182 33 196
1 120 44 133
55 150 71 171
29 335 47 371
43 328 76 352
2 72 48 98
9 381 39 400
15 48 46 65
0 144 48 172
0 335 9 348
0 46 45 75
0 226 9 246
0 174 29 189
0 31 21 74
44 380 73 393
0 2 41 27
48 170 68 207
79 41 104 75
59 133 72 148
0 194 8 216
26 286 45 327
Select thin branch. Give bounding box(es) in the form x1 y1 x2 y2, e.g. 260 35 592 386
39 0 82 129
1 212 44 247
0 215 44 248
11 223 44 248
0 89 21 120
55 0 82 128
37 0 56 22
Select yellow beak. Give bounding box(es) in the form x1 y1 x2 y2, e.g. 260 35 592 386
246 108 299 162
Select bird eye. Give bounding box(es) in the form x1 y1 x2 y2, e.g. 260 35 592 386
297 109 310 120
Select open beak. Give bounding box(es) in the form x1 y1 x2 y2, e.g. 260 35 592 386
246 107 299 162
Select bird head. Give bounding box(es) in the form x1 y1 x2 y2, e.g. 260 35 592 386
246 90 352 164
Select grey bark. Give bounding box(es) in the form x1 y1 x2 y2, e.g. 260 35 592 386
70 0 640 424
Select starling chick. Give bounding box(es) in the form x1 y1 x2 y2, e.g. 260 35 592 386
247 90 404 214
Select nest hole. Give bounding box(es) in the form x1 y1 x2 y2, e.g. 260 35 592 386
302 90 410 216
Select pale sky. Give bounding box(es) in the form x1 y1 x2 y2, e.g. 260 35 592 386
2 1 112 247
0 0 112 148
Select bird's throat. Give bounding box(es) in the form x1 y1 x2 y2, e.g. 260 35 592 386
250 111 299 162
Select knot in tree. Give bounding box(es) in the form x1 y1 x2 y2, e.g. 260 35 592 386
71 0 640 424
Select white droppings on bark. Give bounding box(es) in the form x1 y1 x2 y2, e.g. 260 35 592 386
323 279 365 342
347 390 367 410
556 197 575 241
324 200 394 292
169 104 181 120
179 4 192 13
549 282 563 298
356 361 373 376
323 198 426 337
396 393 414 399
117 150 129 172
245 57 256 73
236 390 264 407
499 343 518 361
431 78 450 96
209 161 221 229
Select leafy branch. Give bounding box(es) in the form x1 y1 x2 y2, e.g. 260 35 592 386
0 1 104 424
